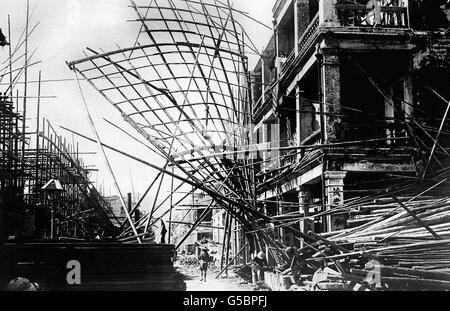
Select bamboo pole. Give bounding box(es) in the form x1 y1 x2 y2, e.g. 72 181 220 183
73 71 141 243
216 242 249 279
168 166 175 244
392 196 441 239
421 90 450 186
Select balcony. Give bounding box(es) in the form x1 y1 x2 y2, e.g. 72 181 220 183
340 121 411 147
253 1 411 124
280 129 322 167
335 2 409 28
253 87 275 122
279 1 409 72
280 12 320 77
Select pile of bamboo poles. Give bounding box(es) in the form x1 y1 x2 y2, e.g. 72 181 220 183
297 189 450 290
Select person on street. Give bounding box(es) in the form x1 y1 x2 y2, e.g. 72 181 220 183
252 251 268 284
198 247 210 282
160 219 167 244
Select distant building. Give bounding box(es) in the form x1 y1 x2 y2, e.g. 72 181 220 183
177 192 215 254
103 194 139 221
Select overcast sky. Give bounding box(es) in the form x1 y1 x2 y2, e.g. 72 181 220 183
0 0 274 215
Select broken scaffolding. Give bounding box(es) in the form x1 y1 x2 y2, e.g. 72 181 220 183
66 0 450 290
67 0 290 262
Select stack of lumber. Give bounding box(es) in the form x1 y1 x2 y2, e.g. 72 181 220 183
0 241 186 291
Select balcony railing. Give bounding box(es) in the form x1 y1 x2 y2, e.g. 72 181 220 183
253 88 275 120
298 12 320 57
281 129 322 167
280 12 320 76
335 3 408 28
340 121 410 146
280 49 296 75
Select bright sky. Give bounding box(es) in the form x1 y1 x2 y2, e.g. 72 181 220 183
0 0 274 215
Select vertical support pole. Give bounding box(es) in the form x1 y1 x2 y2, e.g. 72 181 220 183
73 71 141 243
261 57 266 97
8 15 13 96
127 192 132 215
294 0 299 57
168 167 175 244
35 71 41 203
385 85 395 142
219 211 229 273
274 20 279 59
403 74 414 118
50 208 54 239
296 85 302 155
22 0 30 171
234 220 239 265
224 211 232 277
261 123 268 171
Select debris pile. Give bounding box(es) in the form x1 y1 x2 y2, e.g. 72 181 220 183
61 0 450 292
177 255 200 268
276 186 450 291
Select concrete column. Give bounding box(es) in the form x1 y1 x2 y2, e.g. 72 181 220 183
321 50 342 143
324 171 347 232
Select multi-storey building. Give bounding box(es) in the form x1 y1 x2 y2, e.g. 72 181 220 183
251 0 447 247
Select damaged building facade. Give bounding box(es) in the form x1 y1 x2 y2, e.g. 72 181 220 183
251 0 449 252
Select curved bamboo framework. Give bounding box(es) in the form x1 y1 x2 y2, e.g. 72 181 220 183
67 0 291 260
65 1 450 289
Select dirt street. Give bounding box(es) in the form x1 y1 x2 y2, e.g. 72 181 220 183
175 262 255 291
